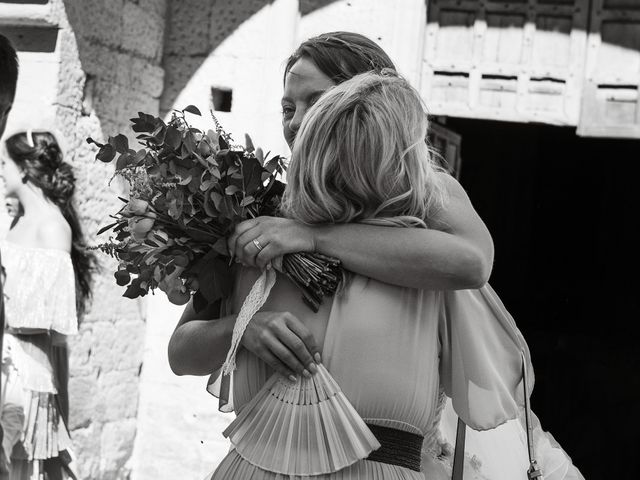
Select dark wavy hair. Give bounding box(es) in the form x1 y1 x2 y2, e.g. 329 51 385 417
284 31 396 84
5 131 96 316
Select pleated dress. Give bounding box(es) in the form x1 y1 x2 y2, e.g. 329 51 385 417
0 241 77 479
206 268 584 480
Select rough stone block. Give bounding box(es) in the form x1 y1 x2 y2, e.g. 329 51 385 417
63 0 126 48
161 54 208 113
77 43 119 83
68 374 98 430
100 419 137 477
122 1 166 61
165 0 212 56
90 78 123 125
90 320 146 372
70 424 102 479
96 369 142 422
117 55 165 97
56 30 84 110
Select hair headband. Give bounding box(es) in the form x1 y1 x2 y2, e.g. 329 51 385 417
26 129 35 147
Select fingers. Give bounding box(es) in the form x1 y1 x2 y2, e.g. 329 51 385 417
227 218 259 258
273 325 318 376
233 228 262 267
267 340 310 379
285 316 321 365
272 256 284 272
257 345 298 382
244 311 321 381
241 235 268 268
255 243 279 270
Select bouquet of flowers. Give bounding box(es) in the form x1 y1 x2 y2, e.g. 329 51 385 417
87 106 341 313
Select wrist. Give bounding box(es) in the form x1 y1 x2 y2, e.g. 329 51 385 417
312 224 335 255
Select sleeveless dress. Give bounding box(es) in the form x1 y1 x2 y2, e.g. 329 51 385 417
205 270 585 480
0 241 77 479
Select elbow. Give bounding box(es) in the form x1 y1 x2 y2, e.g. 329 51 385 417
167 335 187 376
457 247 492 289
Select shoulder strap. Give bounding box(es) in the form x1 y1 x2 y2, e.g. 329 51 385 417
451 351 543 480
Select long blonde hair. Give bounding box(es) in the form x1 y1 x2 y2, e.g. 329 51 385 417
281 70 446 227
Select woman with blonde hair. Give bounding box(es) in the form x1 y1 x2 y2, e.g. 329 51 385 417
195 70 581 479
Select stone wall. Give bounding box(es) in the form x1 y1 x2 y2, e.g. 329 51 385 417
1 1 168 478
131 2 301 478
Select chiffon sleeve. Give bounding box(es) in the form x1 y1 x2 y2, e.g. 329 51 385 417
438 283 534 431
206 367 234 413
205 295 235 413
1 244 77 335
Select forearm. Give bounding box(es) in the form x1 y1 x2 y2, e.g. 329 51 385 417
168 313 236 376
315 223 492 290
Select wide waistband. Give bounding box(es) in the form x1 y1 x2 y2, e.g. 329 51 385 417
365 423 424 472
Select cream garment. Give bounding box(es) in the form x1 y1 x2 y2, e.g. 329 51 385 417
205 269 583 479
0 241 76 478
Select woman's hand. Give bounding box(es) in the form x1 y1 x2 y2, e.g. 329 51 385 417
241 310 321 381
228 217 316 270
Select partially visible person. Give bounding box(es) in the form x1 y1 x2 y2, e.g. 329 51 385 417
0 130 95 479
0 33 19 479
0 34 18 138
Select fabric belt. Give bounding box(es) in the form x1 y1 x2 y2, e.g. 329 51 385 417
365 423 423 472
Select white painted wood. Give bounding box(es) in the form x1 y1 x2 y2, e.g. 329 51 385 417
578 0 640 138
423 0 588 126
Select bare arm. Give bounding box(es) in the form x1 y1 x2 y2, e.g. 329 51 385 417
167 299 235 376
168 298 320 379
229 174 494 290
315 174 493 289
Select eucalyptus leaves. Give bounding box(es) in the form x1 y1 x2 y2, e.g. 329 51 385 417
88 107 340 312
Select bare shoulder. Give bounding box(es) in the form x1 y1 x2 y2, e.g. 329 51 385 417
36 214 72 252
430 172 477 232
436 171 470 201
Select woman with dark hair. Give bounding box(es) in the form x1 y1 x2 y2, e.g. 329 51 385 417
0 130 95 479
171 30 493 390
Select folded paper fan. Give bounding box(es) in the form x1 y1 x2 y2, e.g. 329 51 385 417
223 363 381 476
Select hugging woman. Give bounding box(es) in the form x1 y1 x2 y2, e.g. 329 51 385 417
170 33 583 480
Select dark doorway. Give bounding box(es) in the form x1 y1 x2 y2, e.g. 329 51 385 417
445 117 640 480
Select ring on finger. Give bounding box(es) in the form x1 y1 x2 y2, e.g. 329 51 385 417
252 239 264 252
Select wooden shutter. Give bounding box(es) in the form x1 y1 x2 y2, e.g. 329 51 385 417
578 0 640 138
428 121 462 179
423 0 589 126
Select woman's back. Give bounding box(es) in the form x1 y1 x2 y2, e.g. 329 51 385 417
216 268 445 480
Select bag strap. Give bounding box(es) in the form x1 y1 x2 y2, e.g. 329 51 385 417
451 417 466 480
451 351 543 480
522 352 544 479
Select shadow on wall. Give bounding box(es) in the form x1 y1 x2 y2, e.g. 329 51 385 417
61 0 168 136
160 0 341 116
